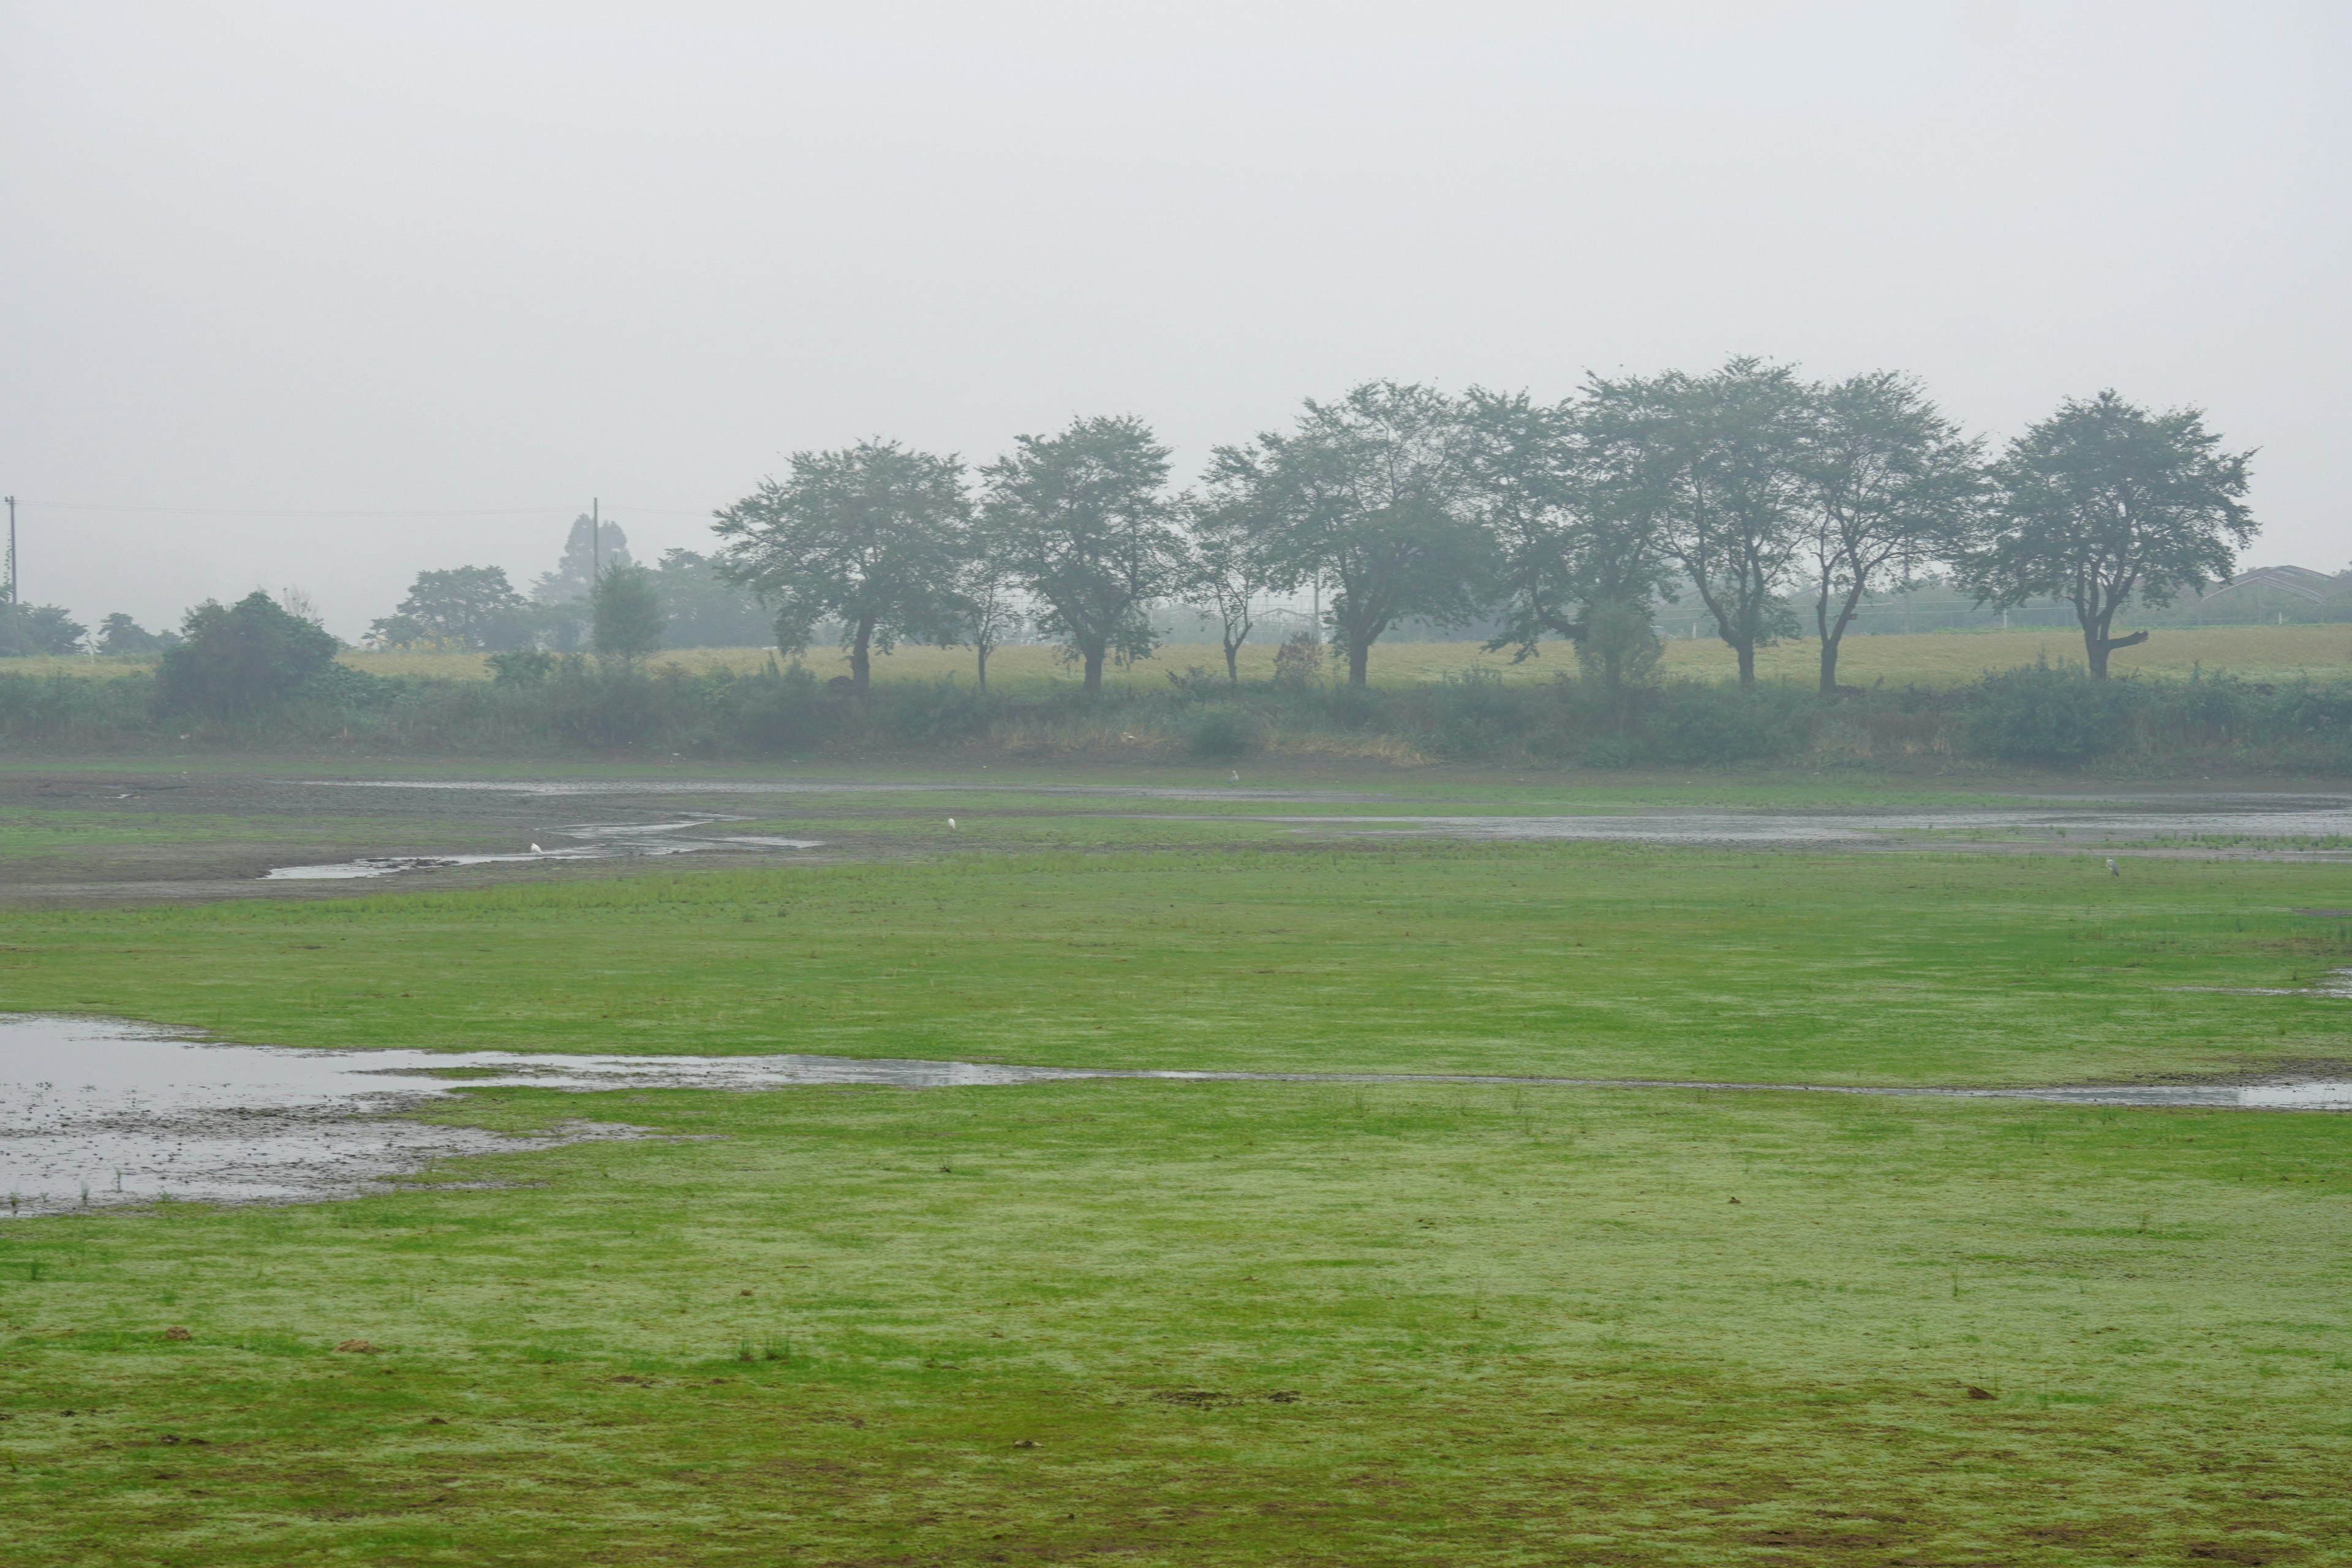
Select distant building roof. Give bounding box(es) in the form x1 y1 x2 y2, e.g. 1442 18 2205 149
2199 565 2351 603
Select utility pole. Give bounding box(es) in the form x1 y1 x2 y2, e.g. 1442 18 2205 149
5 495 15 606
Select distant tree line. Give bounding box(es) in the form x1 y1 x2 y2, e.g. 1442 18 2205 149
706 365 2254 694
36 363 2250 700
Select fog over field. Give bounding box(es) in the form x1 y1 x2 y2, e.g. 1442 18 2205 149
2 1 2345 638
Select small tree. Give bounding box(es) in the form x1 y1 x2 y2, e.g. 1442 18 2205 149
590 564 665 667
1271 628 1325 689
957 554 1026 693
0 604 89 657
96 612 175 656
1799 372 1983 693
1959 391 2255 677
157 590 340 716
715 440 970 695
1220 382 1484 687
1181 490 1282 685
981 415 1184 693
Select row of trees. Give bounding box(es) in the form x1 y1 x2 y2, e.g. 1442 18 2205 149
714 363 2255 693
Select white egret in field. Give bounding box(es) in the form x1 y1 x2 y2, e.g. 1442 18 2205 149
1229 771 1240 784
948 818 957 830
2106 858 2119 876
531 843 545 854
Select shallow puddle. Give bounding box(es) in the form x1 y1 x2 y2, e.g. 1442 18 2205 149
1253 792 2352 848
6 1015 2346 1218
263 818 824 880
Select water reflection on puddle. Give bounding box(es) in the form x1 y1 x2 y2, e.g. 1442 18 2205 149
5 1014 2345 1218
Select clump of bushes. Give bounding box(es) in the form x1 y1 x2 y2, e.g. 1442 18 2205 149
0 643 2344 775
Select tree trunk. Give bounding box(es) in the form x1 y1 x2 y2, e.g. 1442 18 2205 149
1818 636 1840 695
1082 646 1105 692
1735 639 1756 689
976 643 989 693
1348 640 1370 687
1223 639 1240 685
850 619 875 695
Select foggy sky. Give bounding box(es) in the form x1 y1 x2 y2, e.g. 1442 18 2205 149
3 1 2345 639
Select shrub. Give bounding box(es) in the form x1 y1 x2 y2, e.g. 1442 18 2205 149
1642 684 1813 764
1272 631 1325 690
878 680 995 744
1420 666 1519 760
1579 736 1634 769
488 649 559 685
1962 662 2134 763
156 592 340 718
1188 705 1263 759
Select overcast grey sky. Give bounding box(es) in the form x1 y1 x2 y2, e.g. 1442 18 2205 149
3 1 2345 638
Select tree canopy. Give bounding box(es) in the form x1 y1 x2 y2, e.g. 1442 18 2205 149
1797 372 1982 692
590 564 666 666
370 565 534 652
981 415 1183 693
1216 382 1486 687
157 591 341 716
714 440 971 695
1959 391 2255 676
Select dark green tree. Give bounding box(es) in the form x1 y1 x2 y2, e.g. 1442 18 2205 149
1215 382 1484 687
1798 372 1984 693
714 440 971 695
369 565 533 651
156 590 339 715
981 416 1184 693
0 603 90 656
590 564 666 667
1959 391 2255 677
95 612 178 656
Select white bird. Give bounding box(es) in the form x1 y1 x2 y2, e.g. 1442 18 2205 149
947 818 957 830
1229 771 1240 784
531 843 545 854
2106 858 2119 877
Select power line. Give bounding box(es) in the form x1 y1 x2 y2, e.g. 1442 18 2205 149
9 500 715 519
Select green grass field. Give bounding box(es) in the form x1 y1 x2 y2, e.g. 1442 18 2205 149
4 774 2349 1563
20 621 2352 690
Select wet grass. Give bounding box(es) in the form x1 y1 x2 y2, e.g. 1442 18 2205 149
2 1079 2348 1565
1 841 2347 1085
4 777 2350 1561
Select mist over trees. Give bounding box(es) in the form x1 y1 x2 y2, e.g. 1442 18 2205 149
330 365 2257 692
